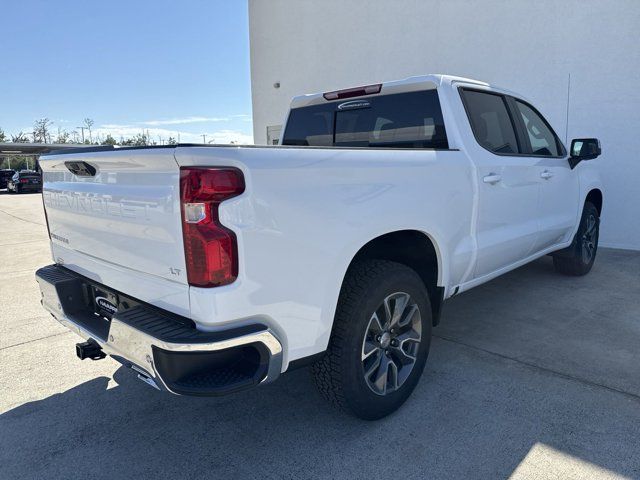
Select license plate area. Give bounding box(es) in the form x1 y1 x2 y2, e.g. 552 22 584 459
37 265 142 342
90 286 120 320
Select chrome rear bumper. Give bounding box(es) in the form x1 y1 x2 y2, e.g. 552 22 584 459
35 264 283 395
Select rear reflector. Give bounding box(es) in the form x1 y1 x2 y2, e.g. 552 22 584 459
180 167 245 288
323 83 382 100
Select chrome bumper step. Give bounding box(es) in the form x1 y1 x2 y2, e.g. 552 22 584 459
36 264 283 396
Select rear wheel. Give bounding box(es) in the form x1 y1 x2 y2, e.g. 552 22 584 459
553 202 599 276
311 260 432 420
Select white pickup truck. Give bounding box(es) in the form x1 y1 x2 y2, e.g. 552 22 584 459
36 75 603 419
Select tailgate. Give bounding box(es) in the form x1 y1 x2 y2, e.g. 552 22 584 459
40 148 190 316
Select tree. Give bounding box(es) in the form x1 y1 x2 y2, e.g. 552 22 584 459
1 156 29 170
129 132 151 146
166 136 178 145
102 134 117 146
83 118 94 143
0 127 6 143
55 129 70 144
120 133 150 146
33 118 53 143
11 131 29 143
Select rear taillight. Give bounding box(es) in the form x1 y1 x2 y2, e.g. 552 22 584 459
180 167 245 288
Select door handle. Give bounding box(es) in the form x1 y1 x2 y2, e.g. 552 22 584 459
483 173 502 184
540 170 554 180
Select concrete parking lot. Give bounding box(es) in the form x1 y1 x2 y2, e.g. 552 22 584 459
1 191 639 480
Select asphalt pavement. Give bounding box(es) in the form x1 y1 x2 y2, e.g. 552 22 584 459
1 191 639 479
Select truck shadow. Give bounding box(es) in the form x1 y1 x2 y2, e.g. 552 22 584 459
2 347 639 478
2 251 639 479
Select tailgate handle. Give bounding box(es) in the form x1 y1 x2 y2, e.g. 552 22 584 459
65 161 96 177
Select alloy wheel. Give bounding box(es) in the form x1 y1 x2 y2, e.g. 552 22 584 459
582 214 597 263
361 292 422 396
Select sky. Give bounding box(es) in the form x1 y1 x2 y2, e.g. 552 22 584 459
0 0 253 144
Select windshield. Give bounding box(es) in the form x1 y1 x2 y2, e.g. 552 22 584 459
282 89 448 149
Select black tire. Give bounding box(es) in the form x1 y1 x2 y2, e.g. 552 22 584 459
311 260 432 420
553 202 599 276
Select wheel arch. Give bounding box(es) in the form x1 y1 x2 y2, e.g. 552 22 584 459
339 230 445 326
585 188 603 215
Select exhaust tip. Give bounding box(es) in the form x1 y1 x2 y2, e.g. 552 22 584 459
76 339 106 361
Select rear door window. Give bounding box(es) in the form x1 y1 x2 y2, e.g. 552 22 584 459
461 89 520 155
282 90 448 149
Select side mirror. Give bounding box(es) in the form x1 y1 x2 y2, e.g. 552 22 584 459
569 138 601 169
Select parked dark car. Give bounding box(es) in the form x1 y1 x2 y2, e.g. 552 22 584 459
0 169 15 189
7 170 42 193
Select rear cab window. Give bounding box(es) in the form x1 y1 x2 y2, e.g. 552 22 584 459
281 90 448 149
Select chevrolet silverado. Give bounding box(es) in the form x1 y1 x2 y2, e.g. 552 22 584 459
35 75 603 419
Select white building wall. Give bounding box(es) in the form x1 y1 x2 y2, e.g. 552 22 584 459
249 0 640 250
